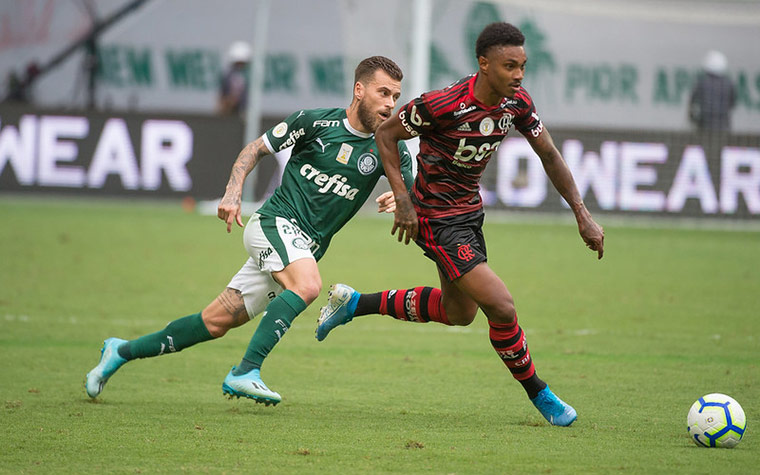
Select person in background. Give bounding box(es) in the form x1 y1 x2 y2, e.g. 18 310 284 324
217 41 251 117
689 50 736 132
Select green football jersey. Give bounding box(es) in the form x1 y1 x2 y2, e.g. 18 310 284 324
259 107 414 260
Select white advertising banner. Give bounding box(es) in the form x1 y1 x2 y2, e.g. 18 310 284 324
1 0 759 133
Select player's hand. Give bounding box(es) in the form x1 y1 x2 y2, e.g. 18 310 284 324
217 193 244 233
376 191 396 213
578 216 604 259
391 194 418 245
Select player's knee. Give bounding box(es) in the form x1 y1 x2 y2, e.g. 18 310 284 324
202 315 234 338
292 281 321 305
483 300 516 324
205 323 228 338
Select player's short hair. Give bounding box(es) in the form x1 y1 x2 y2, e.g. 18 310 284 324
475 22 525 59
354 56 403 85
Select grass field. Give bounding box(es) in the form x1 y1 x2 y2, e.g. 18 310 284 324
1 196 757 474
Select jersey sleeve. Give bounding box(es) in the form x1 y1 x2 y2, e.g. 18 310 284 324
397 141 415 192
263 109 313 154
397 94 437 137
512 90 545 139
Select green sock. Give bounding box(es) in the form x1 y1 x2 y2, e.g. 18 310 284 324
118 312 214 360
233 290 307 375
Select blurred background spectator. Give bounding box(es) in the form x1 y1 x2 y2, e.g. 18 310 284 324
4 62 40 105
217 41 251 117
1 0 758 218
689 50 737 132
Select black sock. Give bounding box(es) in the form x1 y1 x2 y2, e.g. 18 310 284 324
354 292 382 316
521 373 548 400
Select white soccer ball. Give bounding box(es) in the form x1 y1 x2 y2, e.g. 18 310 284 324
687 393 747 448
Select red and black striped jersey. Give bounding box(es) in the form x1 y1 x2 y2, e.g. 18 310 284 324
398 74 543 218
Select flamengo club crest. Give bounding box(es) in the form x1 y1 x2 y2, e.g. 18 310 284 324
499 113 514 133
457 243 475 261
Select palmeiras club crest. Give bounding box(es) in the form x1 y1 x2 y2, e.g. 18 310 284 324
357 153 378 175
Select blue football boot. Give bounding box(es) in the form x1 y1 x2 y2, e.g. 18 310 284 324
85 337 128 398
222 367 281 406
531 386 578 426
316 284 359 341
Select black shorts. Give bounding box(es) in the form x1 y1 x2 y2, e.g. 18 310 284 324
415 209 487 281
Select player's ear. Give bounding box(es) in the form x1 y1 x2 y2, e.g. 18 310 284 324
478 55 489 73
354 81 365 101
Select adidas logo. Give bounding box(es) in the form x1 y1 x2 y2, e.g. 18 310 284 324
457 123 471 131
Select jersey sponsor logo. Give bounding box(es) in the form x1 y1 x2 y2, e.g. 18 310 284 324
357 153 378 175
457 243 475 262
531 122 544 137
452 138 502 164
457 123 472 132
399 105 429 136
258 246 274 268
479 117 494 136
398 110 419 136
500 98 518 109
299 163 359 200
313 119 340 128
272 122 288 138
405 289 418 322
453 105 477 117
277 127 306 151
529 112 544 137
409 105 430 127
498 113 514 133
316 137 330 153
336 143 353 164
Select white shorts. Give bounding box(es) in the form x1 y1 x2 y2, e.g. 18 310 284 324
227 213 317 318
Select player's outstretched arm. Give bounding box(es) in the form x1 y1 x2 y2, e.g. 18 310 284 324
526 127 605 259
376 115 417 244
218 136 271 233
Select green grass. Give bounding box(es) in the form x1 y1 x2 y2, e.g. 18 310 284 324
1 196 757 474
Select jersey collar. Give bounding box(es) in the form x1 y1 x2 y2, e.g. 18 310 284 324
343 117 373 138
468 73 509 111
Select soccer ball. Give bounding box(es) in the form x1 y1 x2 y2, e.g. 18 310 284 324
687 393 747 448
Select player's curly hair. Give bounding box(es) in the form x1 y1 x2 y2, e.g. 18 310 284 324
354 56 403 84
475 22 525 58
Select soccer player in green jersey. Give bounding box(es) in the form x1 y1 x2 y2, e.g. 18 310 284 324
85 56 413 405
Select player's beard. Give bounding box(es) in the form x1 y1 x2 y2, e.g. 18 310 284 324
356 99 382 133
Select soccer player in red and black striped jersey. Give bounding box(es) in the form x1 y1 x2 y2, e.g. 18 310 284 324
316 23 604 426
